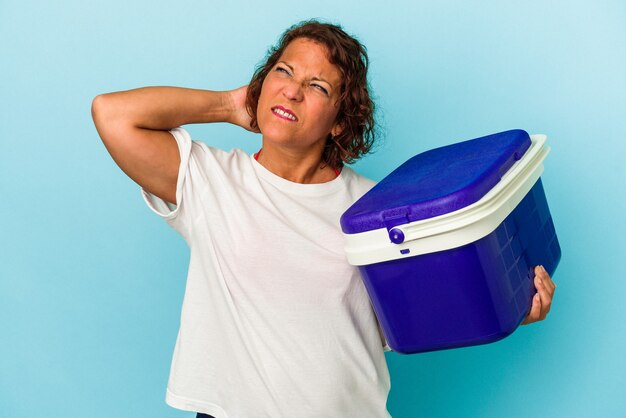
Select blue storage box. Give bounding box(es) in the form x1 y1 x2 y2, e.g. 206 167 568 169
341 130 561 354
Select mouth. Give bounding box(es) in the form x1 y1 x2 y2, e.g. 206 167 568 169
271 105 298 122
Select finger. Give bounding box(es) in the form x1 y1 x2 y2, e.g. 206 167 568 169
540 265 557 291
536 266 556 296
533 267 553 320
522 293 542 325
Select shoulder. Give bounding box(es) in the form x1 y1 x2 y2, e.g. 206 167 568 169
341 166 376 198
169 127 251 172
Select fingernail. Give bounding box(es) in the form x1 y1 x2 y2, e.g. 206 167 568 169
540 265 546 273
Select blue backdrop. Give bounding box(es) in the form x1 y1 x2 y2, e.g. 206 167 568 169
1 1 624 417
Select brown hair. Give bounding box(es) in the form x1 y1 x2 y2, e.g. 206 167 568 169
246 19 376 169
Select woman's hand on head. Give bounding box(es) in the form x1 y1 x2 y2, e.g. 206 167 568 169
522 265 557 325
226 85 260 133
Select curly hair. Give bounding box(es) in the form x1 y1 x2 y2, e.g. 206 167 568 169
246 19 375 170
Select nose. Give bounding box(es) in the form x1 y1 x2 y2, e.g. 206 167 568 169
282 80 304 102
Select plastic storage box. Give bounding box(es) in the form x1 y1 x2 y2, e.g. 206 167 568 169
341 130 561 354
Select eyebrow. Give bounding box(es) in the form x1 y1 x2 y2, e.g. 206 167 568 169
277 60 334 90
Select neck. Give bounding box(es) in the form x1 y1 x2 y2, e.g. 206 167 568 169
255 144 338 184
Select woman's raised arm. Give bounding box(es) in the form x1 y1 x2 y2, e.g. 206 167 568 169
91 86 253 204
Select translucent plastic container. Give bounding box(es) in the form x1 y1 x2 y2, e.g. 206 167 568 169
341 130 561 354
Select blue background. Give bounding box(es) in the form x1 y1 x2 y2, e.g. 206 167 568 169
1 1 625 417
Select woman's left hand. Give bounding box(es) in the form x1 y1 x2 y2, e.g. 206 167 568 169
522 265 557 325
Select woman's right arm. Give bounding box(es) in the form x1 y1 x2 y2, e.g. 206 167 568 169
91 86 252 205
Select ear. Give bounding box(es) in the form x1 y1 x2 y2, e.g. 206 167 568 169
331 122 343 138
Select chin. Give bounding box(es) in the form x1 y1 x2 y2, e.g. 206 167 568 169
259 125 293 145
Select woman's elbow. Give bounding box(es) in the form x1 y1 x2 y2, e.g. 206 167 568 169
91 93 113 123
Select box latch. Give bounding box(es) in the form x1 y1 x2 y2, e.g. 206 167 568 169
383 209 410 244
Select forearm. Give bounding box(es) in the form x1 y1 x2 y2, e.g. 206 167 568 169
93 86 233 131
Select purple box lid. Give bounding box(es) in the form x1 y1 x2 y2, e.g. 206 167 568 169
341 129 532 234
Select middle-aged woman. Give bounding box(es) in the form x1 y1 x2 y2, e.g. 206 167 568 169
91 19 556 418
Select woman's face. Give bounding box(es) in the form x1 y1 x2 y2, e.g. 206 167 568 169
256 38 343 153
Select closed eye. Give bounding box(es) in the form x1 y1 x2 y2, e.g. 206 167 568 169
312 84 329 95
275 66 290 75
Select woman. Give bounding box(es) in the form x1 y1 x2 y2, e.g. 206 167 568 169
91 20 556 418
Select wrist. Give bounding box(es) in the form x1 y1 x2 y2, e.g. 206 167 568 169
221 89 239 125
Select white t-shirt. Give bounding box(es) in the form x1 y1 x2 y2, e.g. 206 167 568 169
142 127 391 418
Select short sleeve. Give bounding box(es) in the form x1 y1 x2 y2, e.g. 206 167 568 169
141 127 193 236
